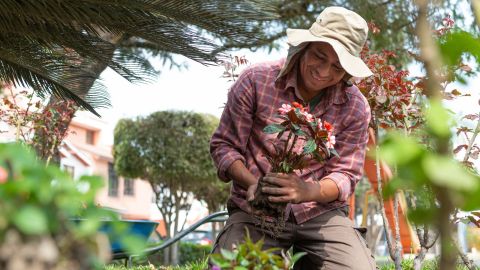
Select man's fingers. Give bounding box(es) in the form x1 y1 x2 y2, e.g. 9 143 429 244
265 172 290 179
268 195 292 203
262 186 288 195
246 184 257 201
263 176 289 186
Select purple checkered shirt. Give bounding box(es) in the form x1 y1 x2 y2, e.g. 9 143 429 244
210 59 371 224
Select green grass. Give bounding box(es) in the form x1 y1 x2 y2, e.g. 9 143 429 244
105 258 478 270
379 259 478 270
104 259 207 270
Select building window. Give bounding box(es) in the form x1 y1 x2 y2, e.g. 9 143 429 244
63 165 75 178
108 163 118 197
86 130 95 145
124 178 134 196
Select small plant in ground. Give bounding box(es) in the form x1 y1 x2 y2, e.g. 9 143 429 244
210 230 305 270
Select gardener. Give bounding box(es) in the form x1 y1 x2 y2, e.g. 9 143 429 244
210 6 376 270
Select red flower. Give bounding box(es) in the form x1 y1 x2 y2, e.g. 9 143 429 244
292 102 304 109
324 121 333 132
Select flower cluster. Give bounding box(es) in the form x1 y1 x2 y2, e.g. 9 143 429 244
276 102 335 150
263 102 337 173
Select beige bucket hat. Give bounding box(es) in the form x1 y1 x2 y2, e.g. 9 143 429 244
285 6 372 78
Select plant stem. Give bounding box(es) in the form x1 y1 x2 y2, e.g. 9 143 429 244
393 192 402 270
463 111 480 163
284 131 293 158
288 134 298 154
373 116 400 267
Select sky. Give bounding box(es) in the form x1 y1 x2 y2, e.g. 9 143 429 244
95 46 288 145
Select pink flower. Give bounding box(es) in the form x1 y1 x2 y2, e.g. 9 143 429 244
326 134 336 149
278 104 292 115
442 15 454 28
0 167 7 183
302 111 314 123
316 119 323 130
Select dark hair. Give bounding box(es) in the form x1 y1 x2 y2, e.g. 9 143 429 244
342 73 353 87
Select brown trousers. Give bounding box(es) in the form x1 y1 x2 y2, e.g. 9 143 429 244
211 207 377 270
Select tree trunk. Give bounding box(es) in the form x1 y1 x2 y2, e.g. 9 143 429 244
413 246 427 270
393 193 403 270
171 193 181 266
437 188 456 270
373 117 402 269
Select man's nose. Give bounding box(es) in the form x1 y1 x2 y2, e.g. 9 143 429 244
315 65 331 77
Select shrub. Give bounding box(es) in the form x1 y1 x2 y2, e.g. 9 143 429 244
0 143 145 269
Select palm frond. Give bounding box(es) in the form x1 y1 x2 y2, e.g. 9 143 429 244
0 53 98 116
0 0 282 112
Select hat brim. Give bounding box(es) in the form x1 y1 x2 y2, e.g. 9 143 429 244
286 29 373 78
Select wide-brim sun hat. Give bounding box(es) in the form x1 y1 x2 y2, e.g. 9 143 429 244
286 6 373 78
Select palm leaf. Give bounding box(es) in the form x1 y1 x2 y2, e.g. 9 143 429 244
0 0 281 113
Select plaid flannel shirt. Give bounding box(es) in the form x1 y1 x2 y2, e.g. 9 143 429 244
210 59 371 224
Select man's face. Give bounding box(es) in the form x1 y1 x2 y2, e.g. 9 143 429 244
298 42 346 98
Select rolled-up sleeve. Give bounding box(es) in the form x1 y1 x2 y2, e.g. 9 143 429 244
210 69 256 182
322 96 371 202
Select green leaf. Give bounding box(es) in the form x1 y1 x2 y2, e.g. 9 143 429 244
290 252 307 265
425 101 452 139
462 186 480 211
383 177 408 198
119 234 147 255
422 154 479 192
440 31 480 72
303 139 316 154
13 205 49 235
263 124 286 134
378 132 423 165
220 248 237 261
234 266 248 270
329 148 339 158
408 207 438 225
293 128 307 136
74 218 102 237
210 255 231 268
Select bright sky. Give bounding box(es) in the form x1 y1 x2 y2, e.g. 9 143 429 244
96 46 287 145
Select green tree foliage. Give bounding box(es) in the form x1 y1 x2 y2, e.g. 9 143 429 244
224 0 467 67
191 114 229 213
113 111 220 264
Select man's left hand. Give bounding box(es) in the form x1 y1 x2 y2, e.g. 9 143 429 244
261 173 320 204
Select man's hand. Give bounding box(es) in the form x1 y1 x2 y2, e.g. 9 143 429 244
246 183 258 202
261 173 321 204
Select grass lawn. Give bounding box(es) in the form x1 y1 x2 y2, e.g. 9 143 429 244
105 258 478 270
